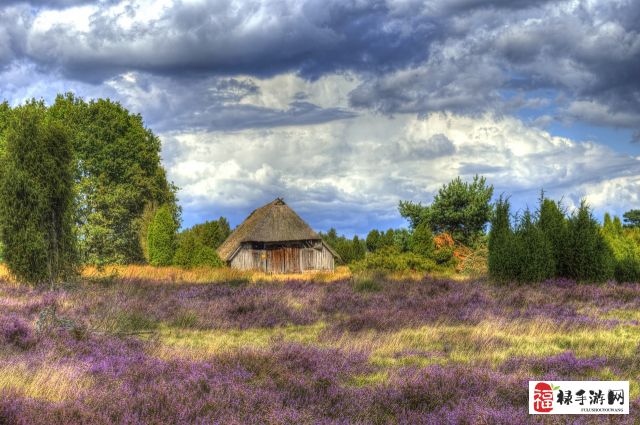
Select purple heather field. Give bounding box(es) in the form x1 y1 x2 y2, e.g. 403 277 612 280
1 274 640 424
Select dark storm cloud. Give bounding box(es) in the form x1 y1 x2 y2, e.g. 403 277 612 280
344 0 640 136
1 0 639 135
0 6 30 68
22 0 441 82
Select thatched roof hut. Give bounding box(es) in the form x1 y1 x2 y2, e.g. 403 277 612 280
217 198 338 273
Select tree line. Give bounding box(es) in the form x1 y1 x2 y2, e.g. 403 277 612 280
489 195 640 283
0 96 182 284
321 175 494 272
0 95 637 285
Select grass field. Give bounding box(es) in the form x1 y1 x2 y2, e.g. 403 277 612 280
1 267 639 424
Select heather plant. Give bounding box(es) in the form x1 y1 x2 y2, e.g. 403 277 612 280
2 274 640 423
351 271 385 292
0 315 36 349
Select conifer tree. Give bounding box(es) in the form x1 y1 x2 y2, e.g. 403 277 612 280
0 101 78 285
565 200 614 282
537 196 568 277
147 205 178 266
488 196 514 282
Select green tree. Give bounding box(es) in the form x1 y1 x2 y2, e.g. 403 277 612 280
190 218 231 249
351 235 367 261
409 222 435 257
320 229 366 264
565 201 614 282
400 175 493 245
322 228 339 247
602 213 640 282
366 229 382 252
0 101 78 285
147 205 178 267
392 228 412 252
537 196 568 277
48 93 178 264
623 209 640 228
173 218 229 268
138 202 158 263
488 196 514 282
398 200 428 230
511 210 555 282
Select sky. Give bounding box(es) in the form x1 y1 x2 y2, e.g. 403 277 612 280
1 0 639 236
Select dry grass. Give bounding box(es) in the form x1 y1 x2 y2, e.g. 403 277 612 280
83 264 353 284
0 361 93 402
0 263 354 284
0 262 467 285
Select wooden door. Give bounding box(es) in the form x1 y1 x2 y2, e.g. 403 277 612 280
267 247 302 273
267 248 284 273
285 247 301 273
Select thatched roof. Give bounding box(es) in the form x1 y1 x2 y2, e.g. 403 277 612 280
217 198 336 261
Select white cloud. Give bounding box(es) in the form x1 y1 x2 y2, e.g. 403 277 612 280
163 109 640 234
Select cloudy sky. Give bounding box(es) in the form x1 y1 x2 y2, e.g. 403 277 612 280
1 0 639 235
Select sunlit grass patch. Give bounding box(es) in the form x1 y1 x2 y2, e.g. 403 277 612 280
82 265 352 284
93 310 159 335
150 322 326 360
0 361 92 402
347 370 389 387
324 318 640 371
600 308 640 322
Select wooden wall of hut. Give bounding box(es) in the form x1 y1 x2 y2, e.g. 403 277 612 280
229 242 334 273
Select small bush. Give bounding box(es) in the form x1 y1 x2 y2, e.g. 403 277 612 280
174 226 225 268
1 316 36 349
460 242 488 277
614 256 640 283
113 311 158 334
352 272 385 292
409 222 434 257
603 214 640 282
349 246 437 273
171 311 200 328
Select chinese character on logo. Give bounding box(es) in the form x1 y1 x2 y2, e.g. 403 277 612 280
608 389 625 405
575 389 586 405
557 390 573 405
589 390 605 405
533 382 554 412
